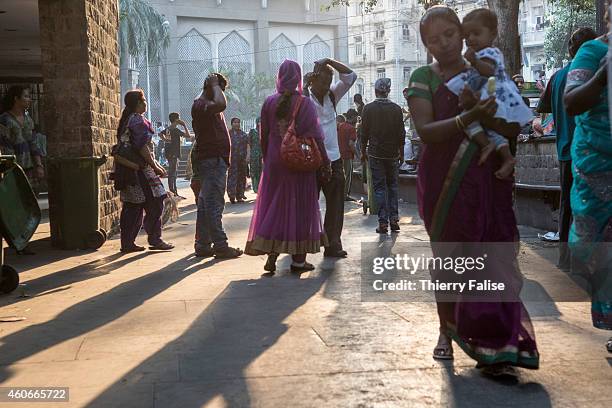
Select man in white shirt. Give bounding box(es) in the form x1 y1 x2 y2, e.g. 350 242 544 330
304 58 357 258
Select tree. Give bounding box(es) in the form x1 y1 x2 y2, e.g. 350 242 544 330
487 0 522 76
118 0 170 98
223 72 276 121
119 0 170 63
544 5 595 68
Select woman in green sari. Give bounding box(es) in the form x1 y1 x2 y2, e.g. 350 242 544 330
564 33 612 352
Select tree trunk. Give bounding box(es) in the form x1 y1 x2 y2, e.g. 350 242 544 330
596 0 606 35
488 0 522 76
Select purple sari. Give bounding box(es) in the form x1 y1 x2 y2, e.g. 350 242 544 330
409 66 539 368
245 60 328 255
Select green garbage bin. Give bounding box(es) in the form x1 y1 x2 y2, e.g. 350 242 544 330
0 155 40 293
47 156 108 250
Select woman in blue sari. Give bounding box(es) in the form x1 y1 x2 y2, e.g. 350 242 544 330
564 32 612 353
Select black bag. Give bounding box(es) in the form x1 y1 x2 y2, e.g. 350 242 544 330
111 127 144 191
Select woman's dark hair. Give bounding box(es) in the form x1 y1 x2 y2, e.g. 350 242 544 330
230 117 240 124
568 27 597 58
276 90 294 120
1 85 27 112
117 89 145 140
419 5 461 46
463 8 498 34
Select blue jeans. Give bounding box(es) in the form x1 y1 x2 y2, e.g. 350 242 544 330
195 157 229 251
369 157 399 225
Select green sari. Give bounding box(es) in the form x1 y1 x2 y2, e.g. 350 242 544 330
566 39 612 330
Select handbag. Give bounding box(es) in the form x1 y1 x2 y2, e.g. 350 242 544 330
110 125 144 190
280 96 323 172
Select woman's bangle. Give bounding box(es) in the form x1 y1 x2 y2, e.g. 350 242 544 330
455 115 466 131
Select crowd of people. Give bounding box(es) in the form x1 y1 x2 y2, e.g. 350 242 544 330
0 1 602 379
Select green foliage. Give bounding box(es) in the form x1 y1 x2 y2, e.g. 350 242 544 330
544 2 596 68
119 0 170 63
223 72 276 120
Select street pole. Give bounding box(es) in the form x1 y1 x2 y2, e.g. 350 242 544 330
145 46 152 122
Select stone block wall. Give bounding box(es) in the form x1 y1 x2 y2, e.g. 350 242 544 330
515 137 560 186
40 0 121 234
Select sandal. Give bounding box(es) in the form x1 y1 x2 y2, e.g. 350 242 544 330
290 262 315 274
149 241 174 251
433 334 454 360
214 247 243 259
480 364 517 378
607 337 612 354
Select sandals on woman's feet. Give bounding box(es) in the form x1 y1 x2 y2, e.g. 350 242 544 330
290 262 315 274
433 345 454 360
433 334 454 360
606 337 612 353
480 364 517 378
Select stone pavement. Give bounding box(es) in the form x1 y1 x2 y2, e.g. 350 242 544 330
0 182 610 408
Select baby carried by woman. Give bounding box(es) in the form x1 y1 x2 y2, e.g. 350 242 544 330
445 8 533 179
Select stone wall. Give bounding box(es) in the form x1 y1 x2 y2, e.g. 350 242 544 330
40 0 121 234
515 137 559 186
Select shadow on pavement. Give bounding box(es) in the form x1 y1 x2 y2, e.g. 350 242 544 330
439 363 551 407
84 271 331 407
0 255 210 383
0 252 153 306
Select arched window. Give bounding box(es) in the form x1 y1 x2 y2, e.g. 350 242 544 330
303 35 331 74
178 29 213 123
218 31 252 75
270 34 298 75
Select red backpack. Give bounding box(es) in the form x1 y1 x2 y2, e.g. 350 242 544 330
280 96 323 172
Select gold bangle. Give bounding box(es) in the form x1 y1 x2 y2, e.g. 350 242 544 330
455 115 466 131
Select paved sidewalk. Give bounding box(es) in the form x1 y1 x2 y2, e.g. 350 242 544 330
0 183 610 407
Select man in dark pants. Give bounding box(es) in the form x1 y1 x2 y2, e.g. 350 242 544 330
191 73 243 259
304 58 356 258
360 78 405 234
537 27 597 271
161 112 191 198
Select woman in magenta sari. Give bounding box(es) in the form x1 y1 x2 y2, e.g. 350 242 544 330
407 6 539 374
245 60 330 274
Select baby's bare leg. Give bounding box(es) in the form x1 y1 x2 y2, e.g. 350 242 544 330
495 145 516 179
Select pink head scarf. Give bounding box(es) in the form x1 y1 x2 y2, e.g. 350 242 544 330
275 59 303 95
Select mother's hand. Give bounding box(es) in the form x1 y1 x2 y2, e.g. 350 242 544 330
459 87 479 110
473 96 497 120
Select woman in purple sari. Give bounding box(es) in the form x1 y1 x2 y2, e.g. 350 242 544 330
245 60 330 274
407 6 539 373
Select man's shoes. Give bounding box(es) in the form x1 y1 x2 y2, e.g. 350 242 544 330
16 247 35 255
229 198 236 204
376 223 389 234
344 196 357 202
149 241 175 251
195 247 215 258
214 247 243 259
324 249 348 258
390 221 400 232
120 245 146 253
237 198 245 203
240 195 247 200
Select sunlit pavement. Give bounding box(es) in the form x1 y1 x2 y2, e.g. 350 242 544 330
0 180 610 407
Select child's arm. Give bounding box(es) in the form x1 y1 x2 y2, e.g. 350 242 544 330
465 48 496 78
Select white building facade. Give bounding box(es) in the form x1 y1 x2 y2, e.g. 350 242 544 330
348 0 429 107
137 0 348 125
